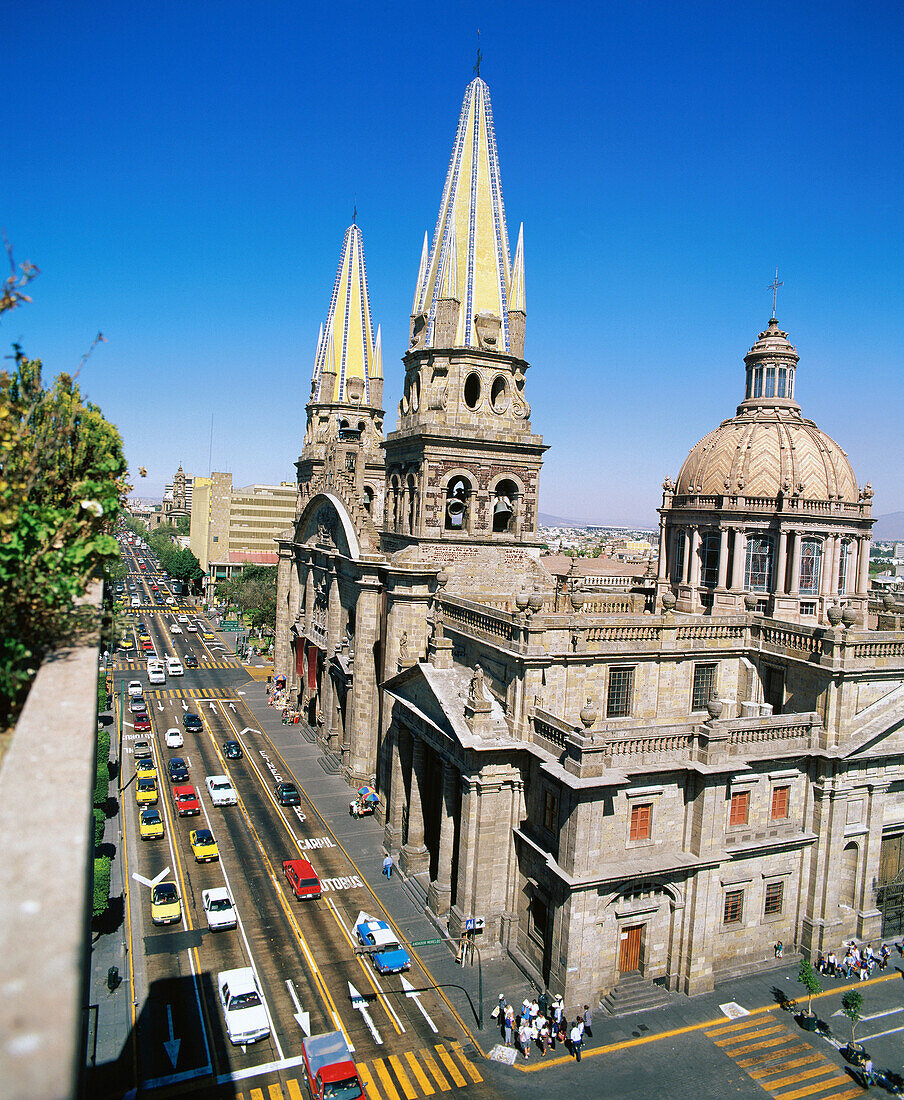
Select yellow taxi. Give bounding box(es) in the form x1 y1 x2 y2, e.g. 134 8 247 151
201 632 216 641
136 776 158 804
189 828 219 862
136 757 156 779
119 637 134 650
139 807 164 840
150 881 181 925
138 633 151 643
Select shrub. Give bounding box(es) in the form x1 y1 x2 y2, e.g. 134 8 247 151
94 727 111 807
93 808 105 849
92 855 111 918
797 957 821 1015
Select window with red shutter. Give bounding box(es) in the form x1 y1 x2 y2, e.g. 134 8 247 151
629 802 652 841
771 786 789 820
729 790 749 827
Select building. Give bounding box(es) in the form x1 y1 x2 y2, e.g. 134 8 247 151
190 472 297 597
162 465 193 522
276 74 904 1010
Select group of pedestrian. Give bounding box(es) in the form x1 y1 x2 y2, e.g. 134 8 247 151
495 991 593 1062
816 940 891 980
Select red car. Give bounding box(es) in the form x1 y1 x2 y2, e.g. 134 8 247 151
134 714 152 732
283 858 322 900
173 784 200 816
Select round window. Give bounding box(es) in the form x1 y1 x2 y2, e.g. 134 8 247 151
464 372 481 409
491 375 508 412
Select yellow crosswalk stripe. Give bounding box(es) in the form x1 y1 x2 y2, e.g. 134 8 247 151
420 1049 451 1091
760 1063 836 1091
737 1042 812 1068
388 1054 417 1099
715 1024 785 1046
721 1033 796 1056
706 1015 775 1037
372 1058 401 1100
434 1045 466 1088
404 1051 435 1095
449 1041 482 1083
748 1052 821 1078
250 1090 265 1100
357 1063 381 1100
286 1081 305 1100
775 1076 852 1099
267 1085 284 1100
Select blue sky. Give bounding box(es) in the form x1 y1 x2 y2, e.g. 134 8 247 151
5 1 903 527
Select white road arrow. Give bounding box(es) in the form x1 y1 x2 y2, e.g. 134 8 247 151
400 976 438 1032
348 982 382 1045
209 702 217 712
229 703 236 713
181 701 188 712
132 866 171 889
163 1004 181 1067
157 702 163 712
286 979 311 1035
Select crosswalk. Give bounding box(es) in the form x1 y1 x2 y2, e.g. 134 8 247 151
236 1042 482 1100
706 1013 863 1099
146 686 238 699
114 660 241 671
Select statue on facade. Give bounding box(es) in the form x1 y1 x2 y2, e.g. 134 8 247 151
469 664 486 702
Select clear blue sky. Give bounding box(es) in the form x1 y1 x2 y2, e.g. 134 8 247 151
6 1 903 527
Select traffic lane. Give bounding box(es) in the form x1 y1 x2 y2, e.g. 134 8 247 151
165 700 344 1061
212 706 454 1052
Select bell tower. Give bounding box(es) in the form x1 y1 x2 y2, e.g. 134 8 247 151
383 77 546 583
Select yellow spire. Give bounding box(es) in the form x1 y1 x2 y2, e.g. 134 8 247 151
373 324 383 381
413 77 521 352
412 231 428 314
509 223 525 313
312 223 380 404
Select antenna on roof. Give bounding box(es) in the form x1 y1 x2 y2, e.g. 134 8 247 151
767 268 783 320
474 28 482 77
353 193 357 224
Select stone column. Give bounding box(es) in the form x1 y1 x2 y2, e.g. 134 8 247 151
681 529 691 584
274 543 294 682
383 726 405 851
717 527 729 588
347 581 380 785
689 529 701 586
658 523 668 579
427 760 458 916
400 736 429 874
303 566 315 635
857 536 871 595
790 532 802 596
731 529 747 590
776 531 788 595
821 536 836 597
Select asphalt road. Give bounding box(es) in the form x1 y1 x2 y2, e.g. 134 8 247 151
111 547 500 1100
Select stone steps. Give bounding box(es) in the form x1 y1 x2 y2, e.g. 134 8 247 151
601 971 671 1017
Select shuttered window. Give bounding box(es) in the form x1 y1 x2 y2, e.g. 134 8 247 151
629 802 652 841
729 790 750 827
771 786 790 820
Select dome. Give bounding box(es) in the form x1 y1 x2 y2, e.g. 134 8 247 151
676 407 859 503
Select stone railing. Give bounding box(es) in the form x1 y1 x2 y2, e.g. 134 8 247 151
755 621 822 654
529 709 572 751
0 585 102 1099
441 596 515 644
585 623 663 643
851 636 904 660
722 712 820 752
602 731 695 765
672 493 870 518
676 622 747 642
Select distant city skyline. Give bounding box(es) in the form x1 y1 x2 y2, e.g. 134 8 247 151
6 2 903 528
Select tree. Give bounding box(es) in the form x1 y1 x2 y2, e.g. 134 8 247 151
0 249 128 722
841 989 863 1049
797 957 821 1018
226 565 276 631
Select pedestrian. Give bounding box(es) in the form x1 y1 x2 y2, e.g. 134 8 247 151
827 950 837 976
504 1004 515 1046
774 940 784 958
519 1020 531 1060
570 1020 583 1062
583 1003 593 1038
529 998 540 1022
382 853 393 878
880 943 890 970
538 989 551 1018
538 1018 550 1056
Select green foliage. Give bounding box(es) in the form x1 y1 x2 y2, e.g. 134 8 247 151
841 989 863 1045
797 957 821 1013
0 260 129 724
94 727 111 806
97 678 108 713
92 855 111 918
147 525 202 587
226 565 276 631
93 807 105 849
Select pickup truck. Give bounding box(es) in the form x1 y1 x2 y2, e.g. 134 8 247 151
283 858 321 900
301 1030 366 1100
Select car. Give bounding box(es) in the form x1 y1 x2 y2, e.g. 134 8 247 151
134 714 152 732
190 828 219 862
154 596 165 605
206 775 238 806
202 887 237 931
142 640 155 652
138 621 147 631
168 757 189 782
173 784 200 816
165 656 183 676
202 631 216 640
133 738 151 757
354 912 411 974
119 637 134 650
151 584 158 592
184 654 199 669
136 776 158 805
139 806 164 839
165 727 184 748
223 740 243 759
138 633 150 643
165 596 176 605
185 623 198 633
275 781 301 806
177 614 189 623
217 968 271 1045
283 858 321 900
135 756 156 779
127 681 143 698
150 881 181 925
183 713 202 732
129 697 147 714
131 596 141 608
170 624 182 634
148 664 165 684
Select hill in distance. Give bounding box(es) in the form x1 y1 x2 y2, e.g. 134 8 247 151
873 513 904 542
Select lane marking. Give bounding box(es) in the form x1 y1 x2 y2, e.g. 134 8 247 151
404 1051 435 1095
327 897 405 1034
434 1045 466 1088
356 1063 381 1100
372 1058 401 1100
388 1053 417 1099
450 1040 482 1083
420 1048 450 1091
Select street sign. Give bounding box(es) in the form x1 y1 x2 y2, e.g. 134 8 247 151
464 918 485 932
410 938 443 947
221 620 240 630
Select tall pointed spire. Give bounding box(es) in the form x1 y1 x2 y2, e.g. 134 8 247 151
311 223 380 405
509 223 525 313
412 77 520 352
412 231 429 314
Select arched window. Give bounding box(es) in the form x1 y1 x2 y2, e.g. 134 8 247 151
799 538 822 596
837 540 850 594
840 842 858 909
745 535 774 592
390 476 401 531
445 477 470 531
700 531 720 588
671 530 685 585
363 485 374 515
492 478 518 533
406 474 417 534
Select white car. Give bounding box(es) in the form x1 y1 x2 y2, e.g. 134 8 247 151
170 624 183 634
165 656 184 676
203 887 237 931
177 614 189 624
217 967 270 1045
127 681 143 698
165 727 184 748
206 775 238 806
185 623 198 633
165 596 175 605
148 664 165 685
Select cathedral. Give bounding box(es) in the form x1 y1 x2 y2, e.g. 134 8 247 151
275 75 904 1007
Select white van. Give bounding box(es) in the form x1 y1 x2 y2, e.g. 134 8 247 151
147 660 166 685
131 596 141 608
165 656 184 676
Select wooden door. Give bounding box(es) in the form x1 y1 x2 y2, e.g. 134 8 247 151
619 924 643 973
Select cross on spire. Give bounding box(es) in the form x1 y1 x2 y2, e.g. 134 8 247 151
474 28 481 77
767 268 783 320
